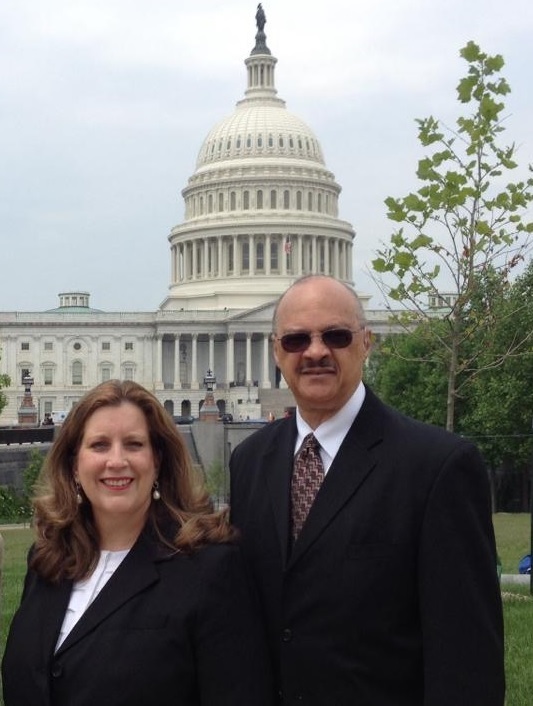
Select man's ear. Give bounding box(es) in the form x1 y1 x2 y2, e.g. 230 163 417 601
363 330 373 357
272 334 281 367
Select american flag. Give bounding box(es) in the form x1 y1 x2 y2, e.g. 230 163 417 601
284 238 292 254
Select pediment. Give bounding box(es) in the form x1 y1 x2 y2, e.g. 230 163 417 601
228 300 276 323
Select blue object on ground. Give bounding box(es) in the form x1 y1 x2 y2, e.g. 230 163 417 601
518 554 531 574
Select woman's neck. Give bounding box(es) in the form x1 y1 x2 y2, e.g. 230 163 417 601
97 517 145 551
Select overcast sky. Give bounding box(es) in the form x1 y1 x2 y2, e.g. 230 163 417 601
1 0 532 312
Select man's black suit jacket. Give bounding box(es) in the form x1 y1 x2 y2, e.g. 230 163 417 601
2 533 273 706
230 387 505 706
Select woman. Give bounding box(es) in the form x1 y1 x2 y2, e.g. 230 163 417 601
2 380 273 706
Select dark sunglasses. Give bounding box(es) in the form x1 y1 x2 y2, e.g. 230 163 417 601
276 327 365 353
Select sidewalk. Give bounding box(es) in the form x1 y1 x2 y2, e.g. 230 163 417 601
501 574 530 585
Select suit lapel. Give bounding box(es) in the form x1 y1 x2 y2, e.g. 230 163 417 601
38 576 73 665
56 532 160 656
263 419 297 569
288 389 385 568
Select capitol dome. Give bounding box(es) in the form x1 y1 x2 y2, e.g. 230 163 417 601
161 10 355 312
196 105 325 169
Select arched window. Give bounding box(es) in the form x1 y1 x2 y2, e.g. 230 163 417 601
72 361 82 386
270 190 277 209
218 193 224 212
230 192 236 210
256 190 263 209
296 191 302 210
243 191 250 210
308 192 313 211
283 190 290 209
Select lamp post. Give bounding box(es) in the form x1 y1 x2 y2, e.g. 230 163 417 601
18 374 38 426
199 369 219 422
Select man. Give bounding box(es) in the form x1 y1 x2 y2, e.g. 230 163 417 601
230 274 504 706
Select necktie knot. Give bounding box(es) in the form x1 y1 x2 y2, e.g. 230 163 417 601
291 433 324 542
299 433 320 457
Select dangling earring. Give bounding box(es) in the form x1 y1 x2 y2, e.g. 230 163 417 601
75 482 83 505
152 480 161 501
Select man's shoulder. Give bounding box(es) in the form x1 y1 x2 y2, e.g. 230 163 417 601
234 416 290 453
362 386 472 448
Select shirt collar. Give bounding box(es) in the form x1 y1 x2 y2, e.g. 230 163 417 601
295 382 366 472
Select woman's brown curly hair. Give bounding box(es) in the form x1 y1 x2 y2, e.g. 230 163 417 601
31 380 237 583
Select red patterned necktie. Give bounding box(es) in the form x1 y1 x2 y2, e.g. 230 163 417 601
291 433 325 542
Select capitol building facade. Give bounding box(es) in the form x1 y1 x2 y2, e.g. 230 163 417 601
0 12 395 426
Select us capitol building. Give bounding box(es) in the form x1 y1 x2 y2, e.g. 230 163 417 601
0 8 395 426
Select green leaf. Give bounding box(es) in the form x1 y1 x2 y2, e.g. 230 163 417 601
460 41 482 63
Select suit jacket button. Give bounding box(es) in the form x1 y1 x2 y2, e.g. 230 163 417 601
281 628 292 642
51 663 63 678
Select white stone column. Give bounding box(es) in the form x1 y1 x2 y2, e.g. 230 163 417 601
218 237 223 277
204 238 209 278
312 235 318 273
226 334 235 384
261 333 271 389
191 334 199 390
192 242 198 280
344 241 349 280
174 334 182 389
233 235 239 275
155 336 163 389
208 334 214 372
249 234 255 276
171 245 176 283
245 333 252 385
266 234 271 276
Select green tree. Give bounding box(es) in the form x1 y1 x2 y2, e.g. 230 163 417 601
367 322 449 427
372 41 533 432
205 459 228 509
0 347 11 417
463 259 533 469
22 449 45 515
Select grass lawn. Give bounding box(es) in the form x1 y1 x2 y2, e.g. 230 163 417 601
0 514 531 705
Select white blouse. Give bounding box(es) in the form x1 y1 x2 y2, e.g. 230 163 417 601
55 549 129 651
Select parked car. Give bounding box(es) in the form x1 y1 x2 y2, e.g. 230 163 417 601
173 415 194 425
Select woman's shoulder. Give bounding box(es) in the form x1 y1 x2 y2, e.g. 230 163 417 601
164 540 243 574
186 541 241 566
